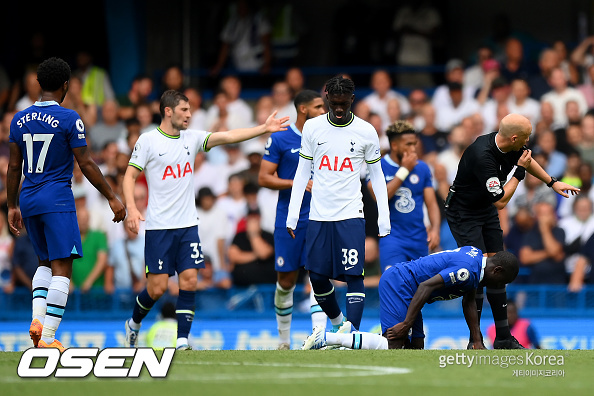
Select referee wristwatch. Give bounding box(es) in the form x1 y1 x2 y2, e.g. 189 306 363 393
547 176 558 188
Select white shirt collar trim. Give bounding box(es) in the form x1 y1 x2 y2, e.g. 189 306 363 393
480 257 487 282
34 100 59 107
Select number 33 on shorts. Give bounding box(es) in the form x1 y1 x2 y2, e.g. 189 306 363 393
342 248 359 270
190 242 204 265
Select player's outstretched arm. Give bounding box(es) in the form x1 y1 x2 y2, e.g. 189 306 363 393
462 289 485 349
73 146 125 222
286 155 311 238
387 274 444 340
367 160 391 237
122 165 145 234
7 142 23 235
205 111 290 150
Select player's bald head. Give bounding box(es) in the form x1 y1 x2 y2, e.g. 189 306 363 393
498 113 532 139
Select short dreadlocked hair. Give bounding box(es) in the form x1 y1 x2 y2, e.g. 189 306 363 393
325 75 355 96
37 57 71 92
386 120 416 143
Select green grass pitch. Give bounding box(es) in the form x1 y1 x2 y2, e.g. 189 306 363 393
1 349 592 396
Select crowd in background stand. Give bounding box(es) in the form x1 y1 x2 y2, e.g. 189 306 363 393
1 4 594 305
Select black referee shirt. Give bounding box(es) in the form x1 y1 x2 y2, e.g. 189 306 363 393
450 132 523 211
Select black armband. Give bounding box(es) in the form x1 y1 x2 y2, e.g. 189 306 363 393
513 165 526 181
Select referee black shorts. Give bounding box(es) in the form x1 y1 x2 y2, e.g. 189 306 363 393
445 205 503 254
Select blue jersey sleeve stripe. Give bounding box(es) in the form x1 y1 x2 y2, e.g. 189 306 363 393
128 162 143 171
299 152 313 160
365 157 381 164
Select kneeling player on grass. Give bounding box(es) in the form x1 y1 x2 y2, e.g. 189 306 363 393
302 247 519 350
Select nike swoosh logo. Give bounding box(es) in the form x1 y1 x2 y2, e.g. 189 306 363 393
345 265 355 271
290 148 300 153
184 145 189 149
195 259 204 265
317 142 327 145
159 153 166 156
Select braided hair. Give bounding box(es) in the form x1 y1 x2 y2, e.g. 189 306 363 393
325 75 355 96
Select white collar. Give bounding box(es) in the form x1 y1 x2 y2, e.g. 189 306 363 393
494 133 505 154
290 123 302 137
383 153 400 167
34 100 59 107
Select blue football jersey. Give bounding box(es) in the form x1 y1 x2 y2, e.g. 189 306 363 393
263 124 311 227
400 246 484 303
9 101 87 217
373 155 433 240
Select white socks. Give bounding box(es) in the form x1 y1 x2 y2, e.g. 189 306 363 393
325 332 388 350
310 288 327 330
32 266 52 322
41 276 70 344
275 282 295 344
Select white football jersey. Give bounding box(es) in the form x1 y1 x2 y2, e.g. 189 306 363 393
129 127 211 230
300 113 381 221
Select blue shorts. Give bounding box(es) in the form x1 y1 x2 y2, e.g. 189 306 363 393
144 225 205 276
379 234 428 272
274 224 307 272
379 265 425 338
305 218 365 282
23 212 82 262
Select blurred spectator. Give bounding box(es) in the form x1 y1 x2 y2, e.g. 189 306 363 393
406 89 428 131
0 212 13 293
238 140 265 187
218 173 248 245
117 74 154 121
108 184 147 293
541 68 588 128
61 75 97 128
193 152 228 197
271 81 297 125
535 129 567 179
432 59 478 110
504 206 536 262
72 161 101 209
185 87 207 131
98 141 119 178
228 208 276 286
88 99 126 153
15 69 41 111
559 196 594 285
159 65 186 97
507 78 540 130
498 37 531 83
435 124 472 185
418 103 448 158
206 91 245 133
519 201 566 284
559 161 593 218
553 40 579 86
577 64 594 109
0 111 16 158
0 62 10 113
568 232 594 292
117 118 141 155
11 228 38 291
196 187 232 289
363 69 410 131
392 1 441 88
487 300 540 348
145 301 177 349
210 0 272 76
434 82 480 131
570 35 594 85
254 95 274 126
285 67 304 96
136 102 158 134
528 48 559 101
74 50 115 107
480 77 511 134
72 207 110 293
578 113 594 166
560 150 583 188
464 45 495 88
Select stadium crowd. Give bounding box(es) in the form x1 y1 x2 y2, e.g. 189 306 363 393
1 31 594 300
